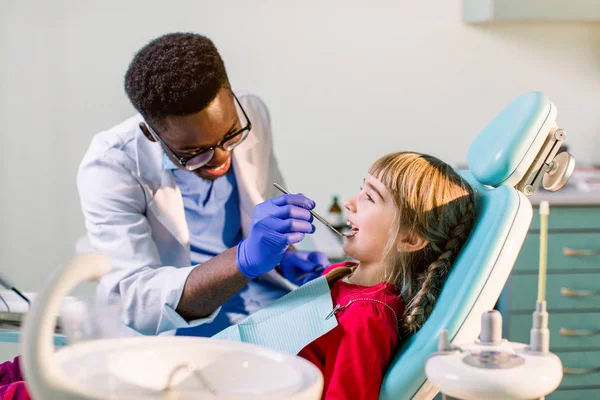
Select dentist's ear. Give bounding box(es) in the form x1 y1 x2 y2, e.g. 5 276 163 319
396 231 429 253
139 122 156 142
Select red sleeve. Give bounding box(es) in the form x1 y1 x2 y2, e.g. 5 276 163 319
322 304 398 400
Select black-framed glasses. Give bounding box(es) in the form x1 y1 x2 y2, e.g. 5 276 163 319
144 93 252 171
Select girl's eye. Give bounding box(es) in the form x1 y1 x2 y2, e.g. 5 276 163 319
359 187 375 203
359 186 374 203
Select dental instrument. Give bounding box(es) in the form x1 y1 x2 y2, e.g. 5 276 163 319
0 272 30 305
273 183 356 237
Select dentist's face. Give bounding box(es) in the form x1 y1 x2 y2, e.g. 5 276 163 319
343 175 397 265
142 87 242 180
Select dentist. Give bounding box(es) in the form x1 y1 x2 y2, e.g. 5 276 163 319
76 32 328 336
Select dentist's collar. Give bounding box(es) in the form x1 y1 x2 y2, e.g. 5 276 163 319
162 152 179 171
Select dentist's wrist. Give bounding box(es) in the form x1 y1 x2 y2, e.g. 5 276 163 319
236 240 258 279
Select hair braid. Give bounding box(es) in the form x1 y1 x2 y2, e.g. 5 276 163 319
402 200 475 334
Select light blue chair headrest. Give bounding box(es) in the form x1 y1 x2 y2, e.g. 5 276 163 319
467 92 555 188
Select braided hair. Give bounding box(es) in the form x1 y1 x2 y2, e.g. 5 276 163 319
369 152 476 335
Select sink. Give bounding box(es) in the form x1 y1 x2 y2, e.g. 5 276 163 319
53 336 321 399
21 253 323 400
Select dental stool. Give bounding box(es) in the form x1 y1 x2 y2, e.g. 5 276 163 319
380 92 575 400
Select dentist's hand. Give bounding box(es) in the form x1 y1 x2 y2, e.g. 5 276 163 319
279 250 330 286
237 194 316 279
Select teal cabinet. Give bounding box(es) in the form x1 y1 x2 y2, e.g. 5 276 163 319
514 233 600 272
548 388 600 400
506 272 600 311
499 205 600 398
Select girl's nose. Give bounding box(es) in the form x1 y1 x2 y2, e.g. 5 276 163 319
344 196 357 213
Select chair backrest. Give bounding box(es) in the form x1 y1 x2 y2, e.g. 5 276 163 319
380 92 560 400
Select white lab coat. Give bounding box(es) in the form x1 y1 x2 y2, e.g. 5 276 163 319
77 91 293 336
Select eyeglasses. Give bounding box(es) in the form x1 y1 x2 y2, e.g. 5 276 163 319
144 93 252 171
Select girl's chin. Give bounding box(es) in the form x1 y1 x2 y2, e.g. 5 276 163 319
342 244 359 260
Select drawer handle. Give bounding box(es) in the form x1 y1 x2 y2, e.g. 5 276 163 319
559 328 600 336
561 287 600 297
563 248 600 256
563 366 600 375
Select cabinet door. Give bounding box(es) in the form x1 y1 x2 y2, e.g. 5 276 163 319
509 312 600 351
557 351 600 389
514 233 600 272
548 389 600 399
506 272 600 312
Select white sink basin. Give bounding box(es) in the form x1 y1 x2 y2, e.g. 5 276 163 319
21 253 323 400
53 336 322 399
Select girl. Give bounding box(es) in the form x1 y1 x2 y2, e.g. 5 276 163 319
298 152 475 400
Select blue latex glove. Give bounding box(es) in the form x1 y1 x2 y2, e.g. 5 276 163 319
237 194 316 279
279 250 331 286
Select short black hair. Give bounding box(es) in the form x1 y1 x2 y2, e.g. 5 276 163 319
124 32 229 126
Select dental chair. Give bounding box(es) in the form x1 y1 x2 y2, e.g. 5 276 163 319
380 91 575 400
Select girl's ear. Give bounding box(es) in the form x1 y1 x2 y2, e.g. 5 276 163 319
396 231 429 253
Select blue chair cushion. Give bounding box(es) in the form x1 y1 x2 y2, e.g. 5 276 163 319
467 92 552 187
380 171 528 400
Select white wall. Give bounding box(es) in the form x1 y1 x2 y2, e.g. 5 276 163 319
1 0 599 294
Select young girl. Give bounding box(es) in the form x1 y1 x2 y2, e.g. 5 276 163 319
298 152 475 400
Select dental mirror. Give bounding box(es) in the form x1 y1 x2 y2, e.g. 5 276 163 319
273 183 356 237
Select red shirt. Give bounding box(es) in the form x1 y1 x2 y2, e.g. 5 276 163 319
298 263 404 400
